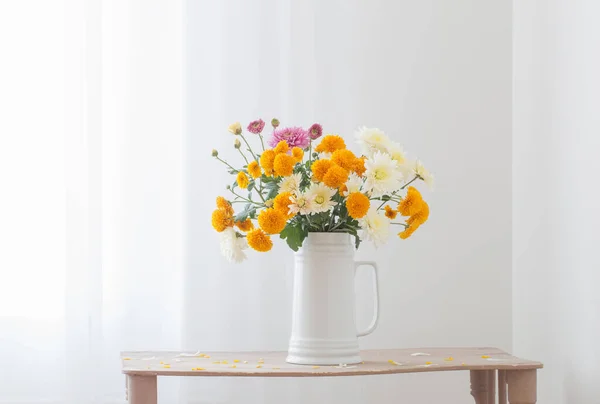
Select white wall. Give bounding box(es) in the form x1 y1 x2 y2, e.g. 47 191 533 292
185 1 512 403
513 1 600 403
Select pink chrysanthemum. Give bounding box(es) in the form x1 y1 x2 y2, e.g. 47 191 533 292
247 119 265 134
308 123 323 140
268 126 310 149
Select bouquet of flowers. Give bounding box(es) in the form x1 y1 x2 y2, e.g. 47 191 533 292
211 119 433 263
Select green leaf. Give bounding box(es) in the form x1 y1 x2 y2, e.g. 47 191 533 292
234 204 256 222
247 181 255 193
280 221 308 252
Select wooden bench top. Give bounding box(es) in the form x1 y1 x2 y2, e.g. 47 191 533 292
121 347 542 378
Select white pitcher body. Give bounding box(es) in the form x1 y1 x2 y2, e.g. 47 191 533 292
286 233 379 365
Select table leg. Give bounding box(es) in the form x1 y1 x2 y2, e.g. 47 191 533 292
498 370 507 404
507 369 537 404
471 370 494 404
127 375 157 404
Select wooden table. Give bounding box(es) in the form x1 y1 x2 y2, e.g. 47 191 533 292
121 347 542 403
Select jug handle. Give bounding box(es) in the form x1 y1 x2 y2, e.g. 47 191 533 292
354 261 380 337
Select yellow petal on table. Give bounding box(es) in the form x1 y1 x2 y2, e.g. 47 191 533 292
256 365 263 368
162 365 171 369
234 359 240 363
481 355 490 359
123 357 132 360
444 357 454 361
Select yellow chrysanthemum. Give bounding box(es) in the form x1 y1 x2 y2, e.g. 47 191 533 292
291 147 304 162
339 184 348 195
398 186 424 216
311 159 332 182
274 140 289 155
273 153 295 177
323 165 349 189
260 150 276 176
315 134 346 153
247 228 273 252
407 201 430 227
235 218 254 232
398 225 416 239
247 160 261 179
257 208 287 234
274 191 294 218
351 156 367 177
331 149 357 171
236 171 249 189
211 208 234 232
346 192 370 219
384 205 397 220
216 196 234 215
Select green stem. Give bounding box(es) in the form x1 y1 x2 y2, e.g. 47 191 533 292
237 148 249 164
256 179 266 203
401 175 419 189
391 222 409 228
216 157 238 172
240 134 258 160
258 134 266 151
228 189 263 205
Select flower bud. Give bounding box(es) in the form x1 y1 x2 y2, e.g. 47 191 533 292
271 118 280 129
234 138 241 149
228 122 242 135
211 149 219 157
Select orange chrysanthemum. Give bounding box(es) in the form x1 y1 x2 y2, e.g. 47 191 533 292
331 149 357 171
398 186 424 216
311 159 332 182
406 201 429 227
291 147 304 162
273 153 295 177
211 208 234 232
247 228 273 252
274 140 289 155
384 205 397 220
314 134 346 153
323 165 349 189
260 150 276 176
236 171 249 189
398 225 416 240
274 191 294 218
346 192 370 219
351 156 367 177
216 196 234 215
247 160 261 179
235 218 254 232
257 208 287 234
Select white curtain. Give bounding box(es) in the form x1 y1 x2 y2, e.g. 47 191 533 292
1 0 184 403
1 1 512 403
513 1 600 403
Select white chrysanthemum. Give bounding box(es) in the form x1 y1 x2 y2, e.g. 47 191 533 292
305 182 337 213
412 160 434 189
317 152 332 160
219 227 247 263
342 173 363 196
363 151 403 197
355 127 391 156
279 173 302 195
288 193 315 215
358 207 390 247
386 141 406 165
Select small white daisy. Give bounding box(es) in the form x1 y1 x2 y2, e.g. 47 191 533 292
278 172 302 194
219 227 248 263
355 127 391 157
305 182 337 213
358 207 390 247
288 193 315 215
363 151 403 197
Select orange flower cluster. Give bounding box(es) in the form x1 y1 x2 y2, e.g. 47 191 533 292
397 187 429 239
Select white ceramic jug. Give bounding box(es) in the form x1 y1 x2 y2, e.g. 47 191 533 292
286 232 380 365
